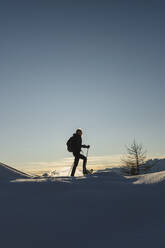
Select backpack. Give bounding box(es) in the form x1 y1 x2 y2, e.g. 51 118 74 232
66 136 74 152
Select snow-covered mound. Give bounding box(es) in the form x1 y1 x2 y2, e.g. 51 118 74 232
134 170 165 184
0 162 31 181
0 167 165 248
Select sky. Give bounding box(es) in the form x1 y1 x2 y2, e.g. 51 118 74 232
0 0 164 170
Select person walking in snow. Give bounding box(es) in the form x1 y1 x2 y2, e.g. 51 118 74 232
67 128 90 176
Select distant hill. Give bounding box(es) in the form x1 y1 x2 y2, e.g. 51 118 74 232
143 158 165 173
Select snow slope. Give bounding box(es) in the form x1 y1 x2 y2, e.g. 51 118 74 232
134 170 165 184
0 162 31 181
0 166 165 248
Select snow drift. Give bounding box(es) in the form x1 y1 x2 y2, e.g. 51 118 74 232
0 168 165 248
1 161 165 248
0 162 31 181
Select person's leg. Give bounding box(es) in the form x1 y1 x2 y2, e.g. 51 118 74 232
71 153 79 176
79 154 87 174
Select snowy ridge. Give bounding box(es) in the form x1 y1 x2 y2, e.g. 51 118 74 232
134 170 165 184
132 158 165 184
1 160 165 185
0 162 31 181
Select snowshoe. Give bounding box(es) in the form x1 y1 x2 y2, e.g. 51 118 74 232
83 169 93 175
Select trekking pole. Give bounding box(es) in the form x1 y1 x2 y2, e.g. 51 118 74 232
86 147 93 174
68 162 74 176
86 147 89 158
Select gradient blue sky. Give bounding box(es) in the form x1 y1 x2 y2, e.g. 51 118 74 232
0 0 164 169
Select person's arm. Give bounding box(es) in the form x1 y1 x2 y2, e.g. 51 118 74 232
81 144 90 148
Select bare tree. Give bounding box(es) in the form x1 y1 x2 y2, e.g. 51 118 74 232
122 139 147 175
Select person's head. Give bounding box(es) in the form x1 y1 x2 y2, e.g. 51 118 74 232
76 128 83 136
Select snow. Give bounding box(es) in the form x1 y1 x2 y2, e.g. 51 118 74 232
134 170 165 184
146 158 165 172
0 162 31 181
0 162 165 247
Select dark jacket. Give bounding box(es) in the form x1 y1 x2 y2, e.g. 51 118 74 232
72 133 87 153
